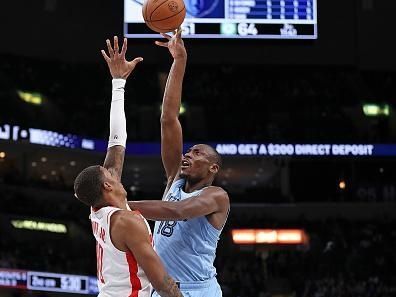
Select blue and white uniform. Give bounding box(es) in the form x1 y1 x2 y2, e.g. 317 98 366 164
152 179 228 297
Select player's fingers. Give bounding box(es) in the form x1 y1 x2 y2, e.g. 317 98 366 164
101 50 111 63
132 57 144 64
161 33 172 40
121 38 127 57
155 41 168 47
106 39 114 58
176 27 182 38
129 57 144 68
114 36 119 55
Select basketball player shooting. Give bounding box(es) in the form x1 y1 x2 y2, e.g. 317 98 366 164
73 36 183 297
128 30 230 297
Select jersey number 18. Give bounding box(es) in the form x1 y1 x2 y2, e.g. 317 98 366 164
157 221 177 237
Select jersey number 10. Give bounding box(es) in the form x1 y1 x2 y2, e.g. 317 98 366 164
96 242 105 284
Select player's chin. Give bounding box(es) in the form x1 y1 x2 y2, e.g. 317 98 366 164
179 169 189 178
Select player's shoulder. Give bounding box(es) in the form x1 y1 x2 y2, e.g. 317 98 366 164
204 186 230 203
111 210 147 232
110 210 150 251
205 185 228 196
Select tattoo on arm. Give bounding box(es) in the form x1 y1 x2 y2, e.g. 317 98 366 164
157 274 183 297
103 146 125 181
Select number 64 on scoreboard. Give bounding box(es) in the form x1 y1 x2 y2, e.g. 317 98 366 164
124 0 317 39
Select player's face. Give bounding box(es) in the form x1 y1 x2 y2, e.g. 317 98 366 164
180 145 212 180
101 167 127 200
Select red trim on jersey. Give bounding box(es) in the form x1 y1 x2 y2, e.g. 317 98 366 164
126 251 142 297
107 210 114 225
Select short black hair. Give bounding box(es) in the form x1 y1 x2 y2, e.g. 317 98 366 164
74 165 104 207
203 144 223 169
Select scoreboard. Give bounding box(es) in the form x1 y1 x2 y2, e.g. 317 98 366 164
124 0 317 39
0 269 98 295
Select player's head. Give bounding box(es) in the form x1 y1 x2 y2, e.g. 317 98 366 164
74 165 127 208
180 144 222 183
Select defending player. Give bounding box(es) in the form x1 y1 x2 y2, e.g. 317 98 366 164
73 36 183 297
128 30 230 297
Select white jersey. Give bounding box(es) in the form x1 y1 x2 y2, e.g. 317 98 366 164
90 206 152 297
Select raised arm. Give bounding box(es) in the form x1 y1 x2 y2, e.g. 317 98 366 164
101 36 143 181
111 212 183 297
155 30 187 189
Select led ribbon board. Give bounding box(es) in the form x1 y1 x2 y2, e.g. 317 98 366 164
2 123 396 156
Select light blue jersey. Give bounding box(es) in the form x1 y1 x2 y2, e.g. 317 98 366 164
153 179 227 295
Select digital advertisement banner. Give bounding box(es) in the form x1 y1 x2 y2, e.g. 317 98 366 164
1 123 396 157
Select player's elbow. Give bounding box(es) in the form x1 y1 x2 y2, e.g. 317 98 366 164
160 113 178 125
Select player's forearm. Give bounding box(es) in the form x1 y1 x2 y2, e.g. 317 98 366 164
128 200 183 221
160 58 186 121
156 274 183 297
103 79 127 175
107 79 127 148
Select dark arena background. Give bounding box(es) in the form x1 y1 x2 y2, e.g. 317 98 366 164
1 0 396 296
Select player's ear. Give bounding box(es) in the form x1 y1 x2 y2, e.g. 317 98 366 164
103 181 112 192
209 163 219 174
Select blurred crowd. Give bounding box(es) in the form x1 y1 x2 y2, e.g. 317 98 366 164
1 185 396 296
1 54 395 142
216 216 396 297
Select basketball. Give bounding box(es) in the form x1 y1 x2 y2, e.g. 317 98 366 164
142 0 186 33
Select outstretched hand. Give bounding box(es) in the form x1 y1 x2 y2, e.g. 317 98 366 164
101 36 143 79
155 28 187 61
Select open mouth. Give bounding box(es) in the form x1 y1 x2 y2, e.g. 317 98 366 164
181 159 190 169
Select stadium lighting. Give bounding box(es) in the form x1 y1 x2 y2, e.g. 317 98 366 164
17 90 43 105
11 220 67 233
232 229 308 245
232 229 256 243
362 103 389 117
160 103 186 115
179 103 186 115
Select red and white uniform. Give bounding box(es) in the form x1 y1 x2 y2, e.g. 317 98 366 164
90 206 152 297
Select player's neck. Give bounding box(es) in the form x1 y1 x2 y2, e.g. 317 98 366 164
103 195 128 210
112 202 128 210
184 178 213 193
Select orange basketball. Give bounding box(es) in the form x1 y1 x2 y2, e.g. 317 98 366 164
142 0 186 33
